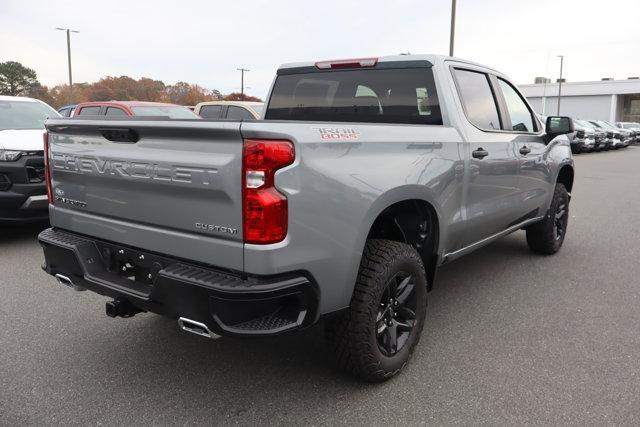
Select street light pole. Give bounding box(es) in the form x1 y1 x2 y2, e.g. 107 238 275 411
449 0 457 57
557 55 564 115
56 27 79 102
237 68 250 98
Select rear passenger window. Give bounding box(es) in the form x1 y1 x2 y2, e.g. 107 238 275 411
199 105 223 119
105 107 127 117
454 69 501 130
497 79 536 132
78 106 101 116
226 106 254 120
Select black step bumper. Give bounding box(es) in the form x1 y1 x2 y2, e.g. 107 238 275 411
38 228 319 337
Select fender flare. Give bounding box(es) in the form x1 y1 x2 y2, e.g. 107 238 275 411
339 185 445 296
359 185 444 250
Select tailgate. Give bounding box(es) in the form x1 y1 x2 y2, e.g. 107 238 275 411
46 118 244 271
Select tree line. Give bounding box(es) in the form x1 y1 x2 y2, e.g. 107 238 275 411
0 61 261 109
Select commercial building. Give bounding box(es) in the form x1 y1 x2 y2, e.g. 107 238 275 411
519 78 640 122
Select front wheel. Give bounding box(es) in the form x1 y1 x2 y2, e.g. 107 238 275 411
526 183 570 254
325 239 427 382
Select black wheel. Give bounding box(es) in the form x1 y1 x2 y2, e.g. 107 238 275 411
526 183 569 254
325 239 427 382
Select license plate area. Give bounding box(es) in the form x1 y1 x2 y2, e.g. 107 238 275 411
95 242 166 285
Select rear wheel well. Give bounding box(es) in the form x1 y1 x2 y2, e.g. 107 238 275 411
367 199 439 290
557 165 574 193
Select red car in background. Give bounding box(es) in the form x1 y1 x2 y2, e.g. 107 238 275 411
72 101 200 119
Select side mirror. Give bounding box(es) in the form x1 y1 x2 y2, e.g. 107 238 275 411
545 116 574 143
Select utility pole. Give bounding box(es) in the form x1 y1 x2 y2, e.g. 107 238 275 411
56 27 79 103
541 78 548 116
237 68 250 98
449 0 457 57
557 55 564 115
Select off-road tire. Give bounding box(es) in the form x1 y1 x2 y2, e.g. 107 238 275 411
325 239 428 382
526 183 570 254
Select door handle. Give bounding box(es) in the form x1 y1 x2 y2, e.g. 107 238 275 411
472 148 489 159
519 146 531 155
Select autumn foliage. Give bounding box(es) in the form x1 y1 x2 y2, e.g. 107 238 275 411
222 92 262 102
42 77 227 108
0 61 262 109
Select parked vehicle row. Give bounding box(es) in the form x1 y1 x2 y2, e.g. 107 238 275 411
539 112 640 154
59 101 199 119
58 100 265 120
564 118 637 153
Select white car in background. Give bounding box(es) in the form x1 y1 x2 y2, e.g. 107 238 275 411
0 96 59 222
194 101 264 120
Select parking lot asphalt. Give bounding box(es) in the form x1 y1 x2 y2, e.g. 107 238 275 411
2 147 640 425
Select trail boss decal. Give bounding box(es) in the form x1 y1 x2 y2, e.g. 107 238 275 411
312 127 360 140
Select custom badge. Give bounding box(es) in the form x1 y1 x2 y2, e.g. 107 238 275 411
53 187 87 208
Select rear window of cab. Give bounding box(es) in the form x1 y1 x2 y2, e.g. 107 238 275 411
265 67 442 125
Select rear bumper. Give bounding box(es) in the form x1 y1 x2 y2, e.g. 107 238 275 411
38 228 320 337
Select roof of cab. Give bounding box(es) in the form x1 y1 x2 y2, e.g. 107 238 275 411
278 54 501 74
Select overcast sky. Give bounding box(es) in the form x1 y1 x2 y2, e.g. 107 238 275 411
1 0 639 99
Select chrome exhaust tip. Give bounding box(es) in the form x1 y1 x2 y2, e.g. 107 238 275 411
178 317 221 339
54 273 86 291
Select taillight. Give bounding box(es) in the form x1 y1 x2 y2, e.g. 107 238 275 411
43 131 53 204
242 139 294 244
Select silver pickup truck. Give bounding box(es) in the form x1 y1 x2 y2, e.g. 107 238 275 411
39 55 574 382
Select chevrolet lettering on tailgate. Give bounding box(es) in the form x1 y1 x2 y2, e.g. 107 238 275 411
51 154 218 186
